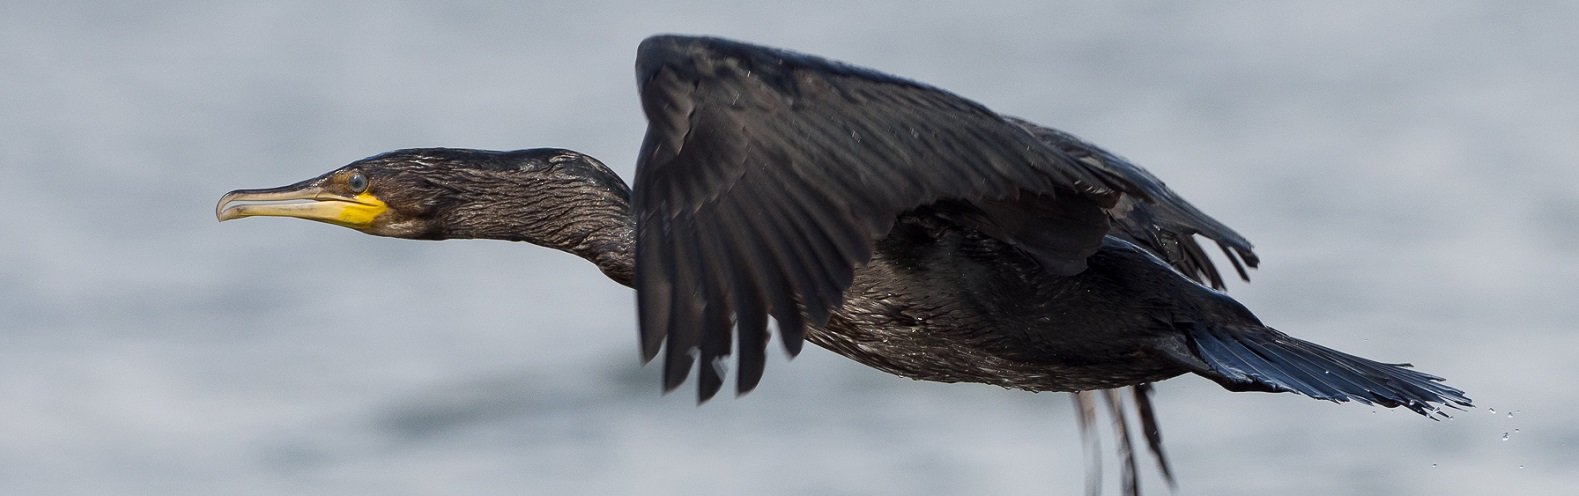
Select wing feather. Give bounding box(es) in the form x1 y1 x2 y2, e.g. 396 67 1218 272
1009 118 1261 289
632 35 1155 398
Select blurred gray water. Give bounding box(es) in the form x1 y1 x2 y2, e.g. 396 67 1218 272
2 1 1575 494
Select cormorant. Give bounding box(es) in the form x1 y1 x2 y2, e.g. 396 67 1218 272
216 35 1471 494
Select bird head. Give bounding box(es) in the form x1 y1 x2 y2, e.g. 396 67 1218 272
216 147 627 241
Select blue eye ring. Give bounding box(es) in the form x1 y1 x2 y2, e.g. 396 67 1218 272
348 172 368 193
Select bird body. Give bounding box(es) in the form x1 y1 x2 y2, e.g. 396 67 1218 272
217 34 1466 412
216 34 1469 493
828 229 1209 392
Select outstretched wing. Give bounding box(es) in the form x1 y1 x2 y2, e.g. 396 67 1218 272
631 35 1142 400
1009 119 1260 289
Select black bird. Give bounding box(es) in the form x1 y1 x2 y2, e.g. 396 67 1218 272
217 35 1470 493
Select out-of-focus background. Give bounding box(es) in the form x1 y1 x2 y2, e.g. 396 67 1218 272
3 1 1574 494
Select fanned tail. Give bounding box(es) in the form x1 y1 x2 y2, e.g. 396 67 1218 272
1182 324 1473 418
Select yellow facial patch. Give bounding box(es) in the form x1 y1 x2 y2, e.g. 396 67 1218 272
325 192 388 229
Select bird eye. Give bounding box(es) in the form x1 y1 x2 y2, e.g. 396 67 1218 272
348 172 368 193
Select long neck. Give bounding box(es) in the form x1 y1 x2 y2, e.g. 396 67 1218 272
440 168 636 287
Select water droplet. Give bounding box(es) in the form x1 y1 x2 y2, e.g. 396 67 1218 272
1501 432 1510 441
1508 411 1515 418
1519 465 1525 469
1431 463 1438 468
1489 408 1496 414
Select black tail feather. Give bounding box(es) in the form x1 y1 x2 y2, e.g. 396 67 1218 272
1184 324 1473 417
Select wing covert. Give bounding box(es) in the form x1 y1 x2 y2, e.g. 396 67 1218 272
631 35 1140 400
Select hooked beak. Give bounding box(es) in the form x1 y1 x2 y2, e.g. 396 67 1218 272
216 179 387 230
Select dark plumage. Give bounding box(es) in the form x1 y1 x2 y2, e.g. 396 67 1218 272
217 35 1471 495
